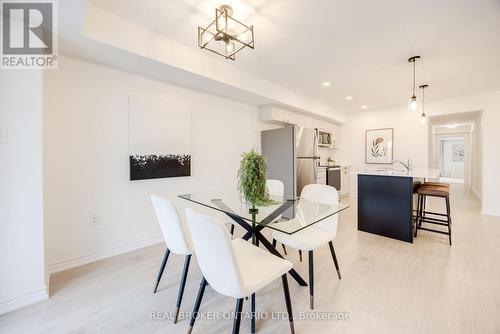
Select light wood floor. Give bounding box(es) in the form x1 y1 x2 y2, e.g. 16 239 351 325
1 184 500 334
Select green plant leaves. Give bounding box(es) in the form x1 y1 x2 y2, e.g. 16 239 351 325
237 149 278 206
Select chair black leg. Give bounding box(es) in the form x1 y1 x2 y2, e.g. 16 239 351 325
272 238 277 248
187 277 207 334
281 274 295 334
174 255 192 323
299 250 302 262
251 293 256 333
308 250 314 309
153 248 170 293
232 298 244 334
328 241 341 279
282 244 288 255
230 224 235 237
446 197 452 246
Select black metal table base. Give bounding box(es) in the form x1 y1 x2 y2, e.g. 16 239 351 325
229 214 308 287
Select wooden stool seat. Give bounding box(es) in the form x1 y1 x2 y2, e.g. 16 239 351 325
423 181 449 188
417 185 450 197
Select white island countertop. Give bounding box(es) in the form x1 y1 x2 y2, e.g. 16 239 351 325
355 168 441 179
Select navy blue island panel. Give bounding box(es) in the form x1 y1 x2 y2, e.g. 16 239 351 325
358 174 414 243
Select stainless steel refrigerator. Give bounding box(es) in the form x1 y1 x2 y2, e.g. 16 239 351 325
261 125 320 199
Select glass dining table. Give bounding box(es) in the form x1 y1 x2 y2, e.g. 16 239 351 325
179 188 349 287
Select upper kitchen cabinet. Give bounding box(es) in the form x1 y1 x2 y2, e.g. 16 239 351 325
259 105 300 125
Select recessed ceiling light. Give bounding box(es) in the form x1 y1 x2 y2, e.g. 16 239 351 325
361 105 368 109
345 96 353 100
446 124 458 129
322 82 331 87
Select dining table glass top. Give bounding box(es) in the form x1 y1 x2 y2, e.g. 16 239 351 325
179 188 349 235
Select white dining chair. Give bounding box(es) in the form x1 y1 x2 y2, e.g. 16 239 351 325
267 179 302 261
151 195 193 323
185 208 295 334
271 184 342 310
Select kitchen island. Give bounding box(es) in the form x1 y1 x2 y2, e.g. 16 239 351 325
357 168 441 243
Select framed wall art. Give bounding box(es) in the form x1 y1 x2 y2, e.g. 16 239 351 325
365 128 394 164
128 94 192 181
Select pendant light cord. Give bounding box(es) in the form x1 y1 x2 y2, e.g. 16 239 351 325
412 60 416 96
422 86 425 114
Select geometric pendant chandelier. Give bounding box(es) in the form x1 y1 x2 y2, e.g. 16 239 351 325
198 5 255 60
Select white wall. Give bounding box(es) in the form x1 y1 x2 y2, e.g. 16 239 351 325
43 55 277 272
337 107 429 194
0 71 47 314
472 116 483 199
338 91 500 216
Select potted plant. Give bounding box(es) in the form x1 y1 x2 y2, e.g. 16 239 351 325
237 149 277 206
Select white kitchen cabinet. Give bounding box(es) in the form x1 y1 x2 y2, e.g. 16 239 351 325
259 105 299 125
341 166 351 196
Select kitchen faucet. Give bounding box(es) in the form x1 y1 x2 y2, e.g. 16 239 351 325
392 158 412 173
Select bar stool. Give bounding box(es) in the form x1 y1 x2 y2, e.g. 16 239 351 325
415 183 452 245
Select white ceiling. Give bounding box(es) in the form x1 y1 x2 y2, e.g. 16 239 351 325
87 0 500 112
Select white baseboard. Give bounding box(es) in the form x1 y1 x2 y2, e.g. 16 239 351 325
0 286 48 315
48 234 163 274
481 208 500 217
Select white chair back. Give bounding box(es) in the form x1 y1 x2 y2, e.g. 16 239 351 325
151 195 192 255
301 184 339 232
266 179 284 198
267 179 285 221
185 208 244 297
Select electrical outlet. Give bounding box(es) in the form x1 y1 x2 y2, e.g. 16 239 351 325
0 127 7 144
89 214 100 227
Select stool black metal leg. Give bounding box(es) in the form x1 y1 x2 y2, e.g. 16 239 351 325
446 197 452 246
308 250 314 309
153 248 170 293
281 274 295 334
282 244 288 255
230 224 235 237
415 195 421 237
272 239 277 248
328 241 341 279
299 250 302 262
420 195 427 226
415 194 421 234
174 254 191 323
232 298 244 334
187 277 207 334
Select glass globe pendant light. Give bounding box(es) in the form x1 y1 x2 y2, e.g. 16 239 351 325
408 56 421 111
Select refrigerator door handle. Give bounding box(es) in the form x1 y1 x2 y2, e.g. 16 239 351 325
313 129 319 158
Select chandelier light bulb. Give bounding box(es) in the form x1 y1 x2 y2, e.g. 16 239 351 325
225 42 235 55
